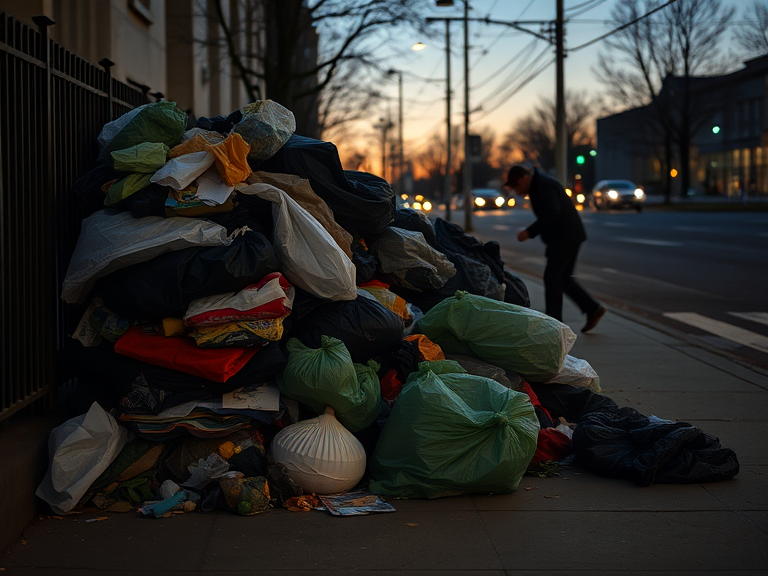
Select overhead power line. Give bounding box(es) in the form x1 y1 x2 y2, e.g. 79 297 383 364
566 0 609 19
569 0 678 52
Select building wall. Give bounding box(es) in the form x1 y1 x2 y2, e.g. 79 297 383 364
596 56 768 197
2 0 264 119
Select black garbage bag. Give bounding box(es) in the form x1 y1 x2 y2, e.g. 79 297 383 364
286 293 404 363
196 109 243 135
572 407 740 486
392 207 437 247
351 238 379 285
71 161 126 218
385 219 507 313
434 218 505 296
123 183 169 219
203 192 275 237
60 339 287 415
503 268 530 308
96 229 279 321
529 382 619 421
251 135 395 239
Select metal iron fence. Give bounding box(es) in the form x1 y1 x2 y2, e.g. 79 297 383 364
0 13 147 422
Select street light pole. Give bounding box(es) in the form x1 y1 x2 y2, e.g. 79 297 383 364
397 71 404 196
554 0 567 185
444 19 452 222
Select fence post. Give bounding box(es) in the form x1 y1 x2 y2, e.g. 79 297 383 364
99 58 115 123
31 15 57 412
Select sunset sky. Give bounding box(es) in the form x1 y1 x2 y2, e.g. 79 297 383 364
338 0 753 176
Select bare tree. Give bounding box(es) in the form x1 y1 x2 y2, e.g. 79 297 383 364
733 0 768 59
207 0 432 138
501 90 599 172
594 0 734 201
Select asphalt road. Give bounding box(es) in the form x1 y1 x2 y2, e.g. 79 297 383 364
438 205 768 371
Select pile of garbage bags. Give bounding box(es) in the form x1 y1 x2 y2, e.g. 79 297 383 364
37 100 738 518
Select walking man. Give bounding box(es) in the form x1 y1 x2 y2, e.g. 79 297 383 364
504 164 606 333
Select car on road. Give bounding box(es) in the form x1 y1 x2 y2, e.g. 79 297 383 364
590 179 646 211
455 188 515 211
398 193 433 212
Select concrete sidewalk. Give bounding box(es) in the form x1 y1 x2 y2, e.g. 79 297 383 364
2 274 766 575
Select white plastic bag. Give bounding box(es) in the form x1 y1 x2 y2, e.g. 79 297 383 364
239 182 356 301
61 210 231 304
234 100 296 160
271 407 366 494
97 105 146 150
542 354 601 392
149 150 215 190
35 402 130 514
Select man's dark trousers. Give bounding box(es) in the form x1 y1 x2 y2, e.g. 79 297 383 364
543 242 599 322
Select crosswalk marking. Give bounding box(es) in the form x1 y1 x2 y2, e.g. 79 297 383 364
491 224 511 231
663 312 768 354
729 311 768 328
615 236 682 247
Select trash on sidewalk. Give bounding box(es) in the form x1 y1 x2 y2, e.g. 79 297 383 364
37 99 739 523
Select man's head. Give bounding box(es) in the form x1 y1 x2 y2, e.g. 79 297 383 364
504 165 532 196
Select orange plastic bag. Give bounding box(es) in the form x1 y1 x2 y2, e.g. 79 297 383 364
405 334 445 361
170 132 251 186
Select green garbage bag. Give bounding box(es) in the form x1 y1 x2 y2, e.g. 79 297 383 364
415 291 576 381
100 101 187 161
276 336 382 432
369 361 539 499
104 173 153 206
111 142 170 173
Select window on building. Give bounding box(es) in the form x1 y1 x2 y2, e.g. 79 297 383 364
129 0 154 25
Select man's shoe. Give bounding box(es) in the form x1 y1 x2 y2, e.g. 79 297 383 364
582 305 606 333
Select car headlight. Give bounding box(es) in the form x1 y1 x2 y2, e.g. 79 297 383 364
494 197 504 207
607 190 619 200
475 197 486 207
507 198 516 207
634 189 645 199
413 202 422 210
422 201 432 211
576 193 585 204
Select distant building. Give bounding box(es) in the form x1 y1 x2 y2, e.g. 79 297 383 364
596 55 768 198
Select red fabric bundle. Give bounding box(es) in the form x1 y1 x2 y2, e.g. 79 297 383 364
115 326 257 382
184 272 294 327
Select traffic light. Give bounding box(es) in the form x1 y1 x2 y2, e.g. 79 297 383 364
576 155 585 165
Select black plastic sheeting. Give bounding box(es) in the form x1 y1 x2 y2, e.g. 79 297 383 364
250 136 395 239
573 408 740 486
529 383 739 486
286 293 404 364
96 230 279 321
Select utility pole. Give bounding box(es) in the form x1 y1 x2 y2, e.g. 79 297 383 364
462 0 473 232
444 20 452 222
397 71 404 196
554 0 567 185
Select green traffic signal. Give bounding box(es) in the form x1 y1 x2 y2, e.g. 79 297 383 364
576 155 585 165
